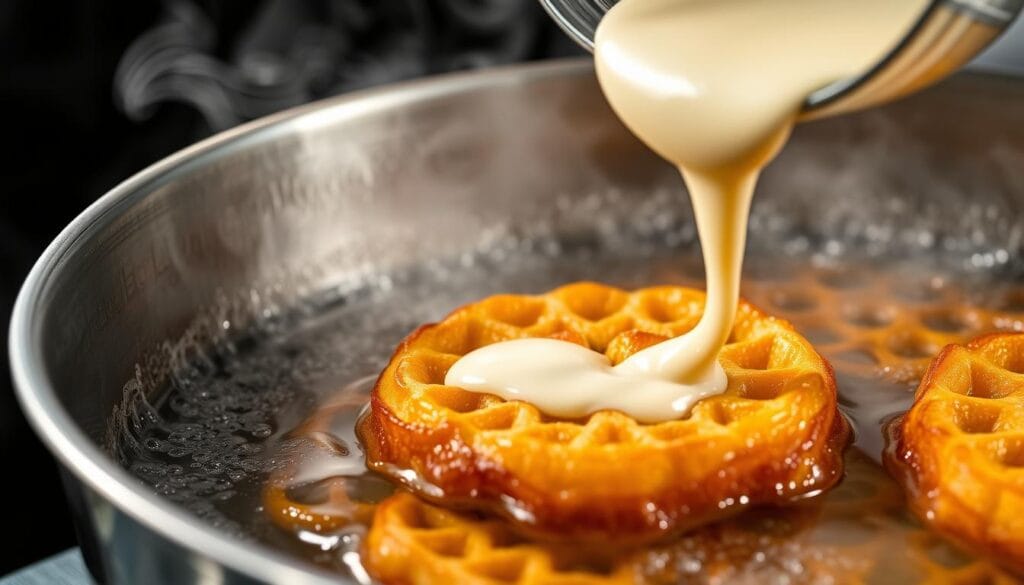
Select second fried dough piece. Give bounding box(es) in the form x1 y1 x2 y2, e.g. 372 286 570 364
886 333 1024 576
361 282 849 541
363 492 842 585
364 455 1019 585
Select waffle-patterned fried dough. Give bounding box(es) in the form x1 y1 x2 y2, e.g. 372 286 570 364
733 266 1024 383
364 490 886 585
361 487 860 585
360 282 849 539
364 492 638 585
886 333 1024 575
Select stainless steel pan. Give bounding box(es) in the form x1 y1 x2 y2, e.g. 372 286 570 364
11 59 1024 584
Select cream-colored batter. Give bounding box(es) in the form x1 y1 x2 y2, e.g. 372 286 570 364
446 0 928 422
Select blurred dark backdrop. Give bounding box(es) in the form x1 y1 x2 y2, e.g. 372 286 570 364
0 0 580 574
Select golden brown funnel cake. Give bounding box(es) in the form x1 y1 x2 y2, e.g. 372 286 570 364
886 333 1024 576
360 282 849 540
365 491 637 585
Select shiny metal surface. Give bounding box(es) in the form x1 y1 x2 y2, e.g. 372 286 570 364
10 60 1024 584
0 550 88 585
539 0 1023 117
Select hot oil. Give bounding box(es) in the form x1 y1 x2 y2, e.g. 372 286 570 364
117 242 1024 583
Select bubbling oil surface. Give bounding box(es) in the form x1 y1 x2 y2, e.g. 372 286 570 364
117 243 1024 582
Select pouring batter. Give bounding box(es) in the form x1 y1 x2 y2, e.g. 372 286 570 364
446 0 928 422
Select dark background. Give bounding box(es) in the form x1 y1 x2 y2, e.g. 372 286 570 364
0 0 580 574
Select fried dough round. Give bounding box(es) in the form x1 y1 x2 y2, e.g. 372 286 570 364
360 282 849 540
886 332 1024 576
362 491 870 585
